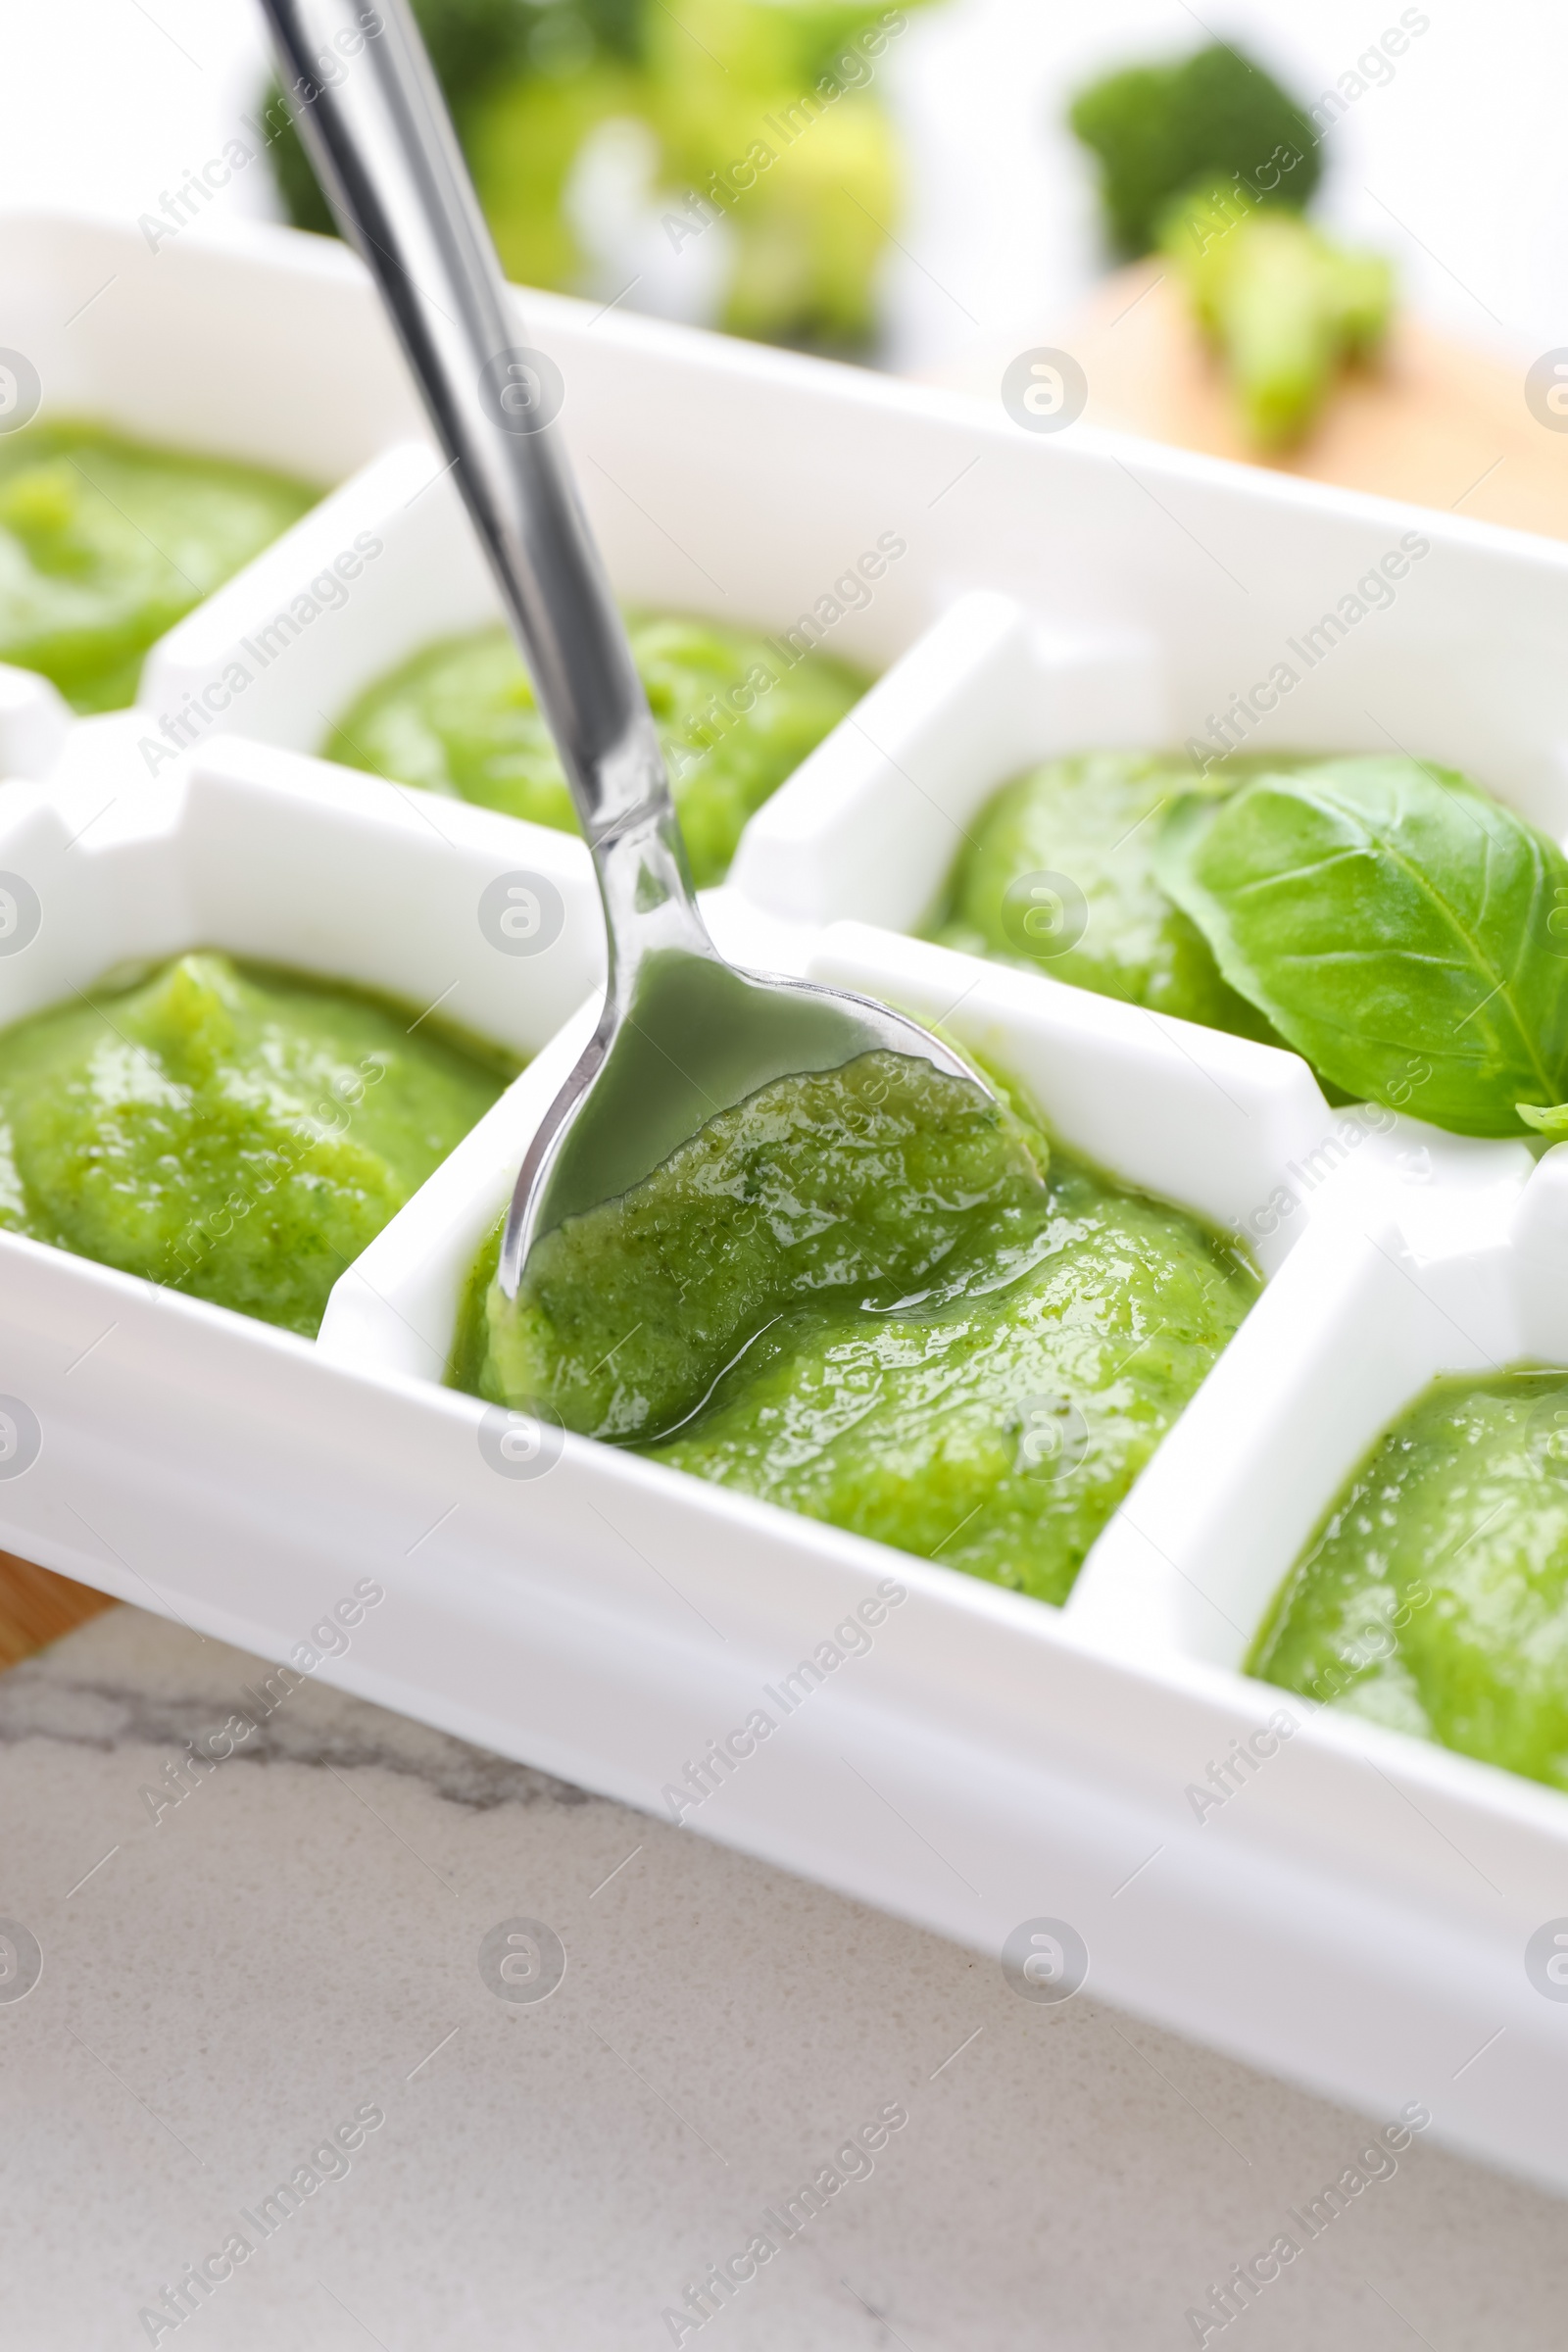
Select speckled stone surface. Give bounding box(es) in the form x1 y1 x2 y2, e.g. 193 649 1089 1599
1 1602 1563 2350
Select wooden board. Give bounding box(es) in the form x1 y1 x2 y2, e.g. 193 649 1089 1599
926 262 1568 540
0 1552 117 1672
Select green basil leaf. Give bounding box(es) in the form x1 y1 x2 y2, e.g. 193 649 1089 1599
1152 756 1568 1136
1517 1102 1568 1138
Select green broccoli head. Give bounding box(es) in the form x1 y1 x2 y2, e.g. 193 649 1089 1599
1069 42 1321 259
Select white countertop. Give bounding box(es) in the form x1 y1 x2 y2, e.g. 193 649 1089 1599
2 1602 1563 2349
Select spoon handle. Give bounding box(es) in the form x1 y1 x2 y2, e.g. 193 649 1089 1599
258 0 712 984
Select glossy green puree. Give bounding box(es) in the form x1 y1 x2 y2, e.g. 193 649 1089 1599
933 750 1287 1041
326 616 866 887
1251 1370 1568 1787
459 1053 1257 1603
0 423 317 711
0 953 513 1337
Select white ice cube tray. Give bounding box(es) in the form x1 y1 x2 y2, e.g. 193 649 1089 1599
7 211 1568 2188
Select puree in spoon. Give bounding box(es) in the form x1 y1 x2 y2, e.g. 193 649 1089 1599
326 615 866 887
457 1054 1257 1603
1251 1369 1568 1787
0 952 514 1335
0 422 318 711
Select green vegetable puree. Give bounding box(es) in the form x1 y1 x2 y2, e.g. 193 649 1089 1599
457 1052 1257 1604
1252 1370 1568 1786
932 750 1287 1044
0 953 514 1338
326 615 866 888
0 423 317 712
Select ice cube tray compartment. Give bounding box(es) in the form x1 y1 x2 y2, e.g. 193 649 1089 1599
1072 1141 1568 1670
7 211 1568 2189
0 744 602 1052
726 590 1168 930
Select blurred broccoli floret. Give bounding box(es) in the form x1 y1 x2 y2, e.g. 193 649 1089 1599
1159 185 1393 446
265 0 643 238
1069 42 1320 259
264 0 915 356
626 0 906 351
465 56 641 296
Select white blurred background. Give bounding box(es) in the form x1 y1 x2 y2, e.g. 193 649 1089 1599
4 0 1562 374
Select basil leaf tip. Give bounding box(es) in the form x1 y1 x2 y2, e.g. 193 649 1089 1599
1516 1102 1568 1138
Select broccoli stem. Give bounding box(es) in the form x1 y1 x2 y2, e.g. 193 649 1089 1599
1161 189 1394 449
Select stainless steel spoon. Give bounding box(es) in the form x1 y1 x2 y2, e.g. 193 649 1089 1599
260 0 988 1295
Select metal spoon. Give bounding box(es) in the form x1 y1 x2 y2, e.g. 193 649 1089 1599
261 0 988 1294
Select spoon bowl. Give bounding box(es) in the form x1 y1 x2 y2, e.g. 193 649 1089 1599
505 928 984 1291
